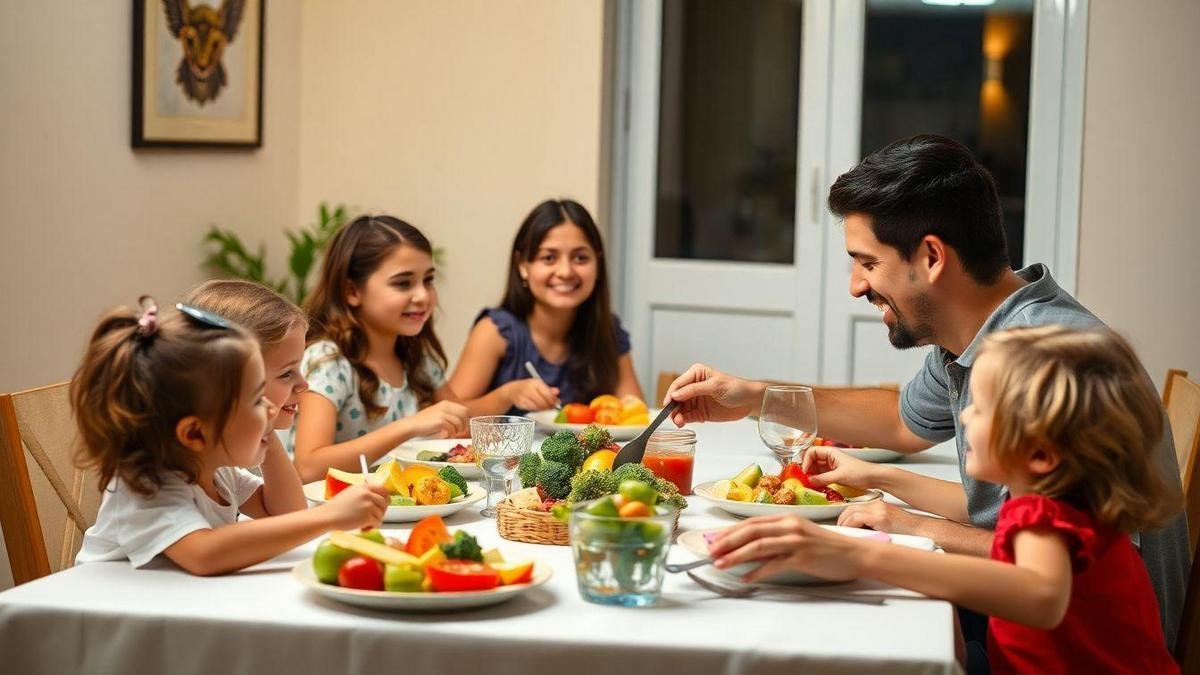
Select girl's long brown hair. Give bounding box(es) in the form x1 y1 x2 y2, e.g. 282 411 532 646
71 302 256 496
501 199 618 401
303 215 447 419
979 326 1179 533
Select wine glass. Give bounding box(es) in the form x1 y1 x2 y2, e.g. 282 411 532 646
758 385 817 470
471 416 535 518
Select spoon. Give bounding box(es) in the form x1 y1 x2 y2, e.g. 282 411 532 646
612 400 679 468
665 557 713 573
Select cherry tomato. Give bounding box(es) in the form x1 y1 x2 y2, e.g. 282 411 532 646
426 560 502 592
563 403 594 424
337 555 385 591
405 515 452 556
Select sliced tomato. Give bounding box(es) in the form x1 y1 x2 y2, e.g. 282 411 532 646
780 462 816 488
404 515 452 556
427 560 502 592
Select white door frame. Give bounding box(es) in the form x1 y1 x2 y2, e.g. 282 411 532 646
607 0 1088 386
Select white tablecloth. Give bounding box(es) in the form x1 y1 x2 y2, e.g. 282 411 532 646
0 419 965 675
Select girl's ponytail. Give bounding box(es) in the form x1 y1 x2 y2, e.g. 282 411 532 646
71 299 257 496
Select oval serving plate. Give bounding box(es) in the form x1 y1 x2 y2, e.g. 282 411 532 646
525 409 657 441
691 480 882 521
292 560 552 611
302 481 484 523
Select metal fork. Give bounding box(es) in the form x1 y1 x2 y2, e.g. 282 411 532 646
686 571 886 605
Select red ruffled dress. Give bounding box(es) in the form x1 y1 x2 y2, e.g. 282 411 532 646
987 495 1179 674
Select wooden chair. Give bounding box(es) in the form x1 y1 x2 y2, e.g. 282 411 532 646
0 382 101 585
654 372 681 405
1164 369 1200 556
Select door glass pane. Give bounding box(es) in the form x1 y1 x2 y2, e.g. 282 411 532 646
655 0 802 264
862 0 1034 268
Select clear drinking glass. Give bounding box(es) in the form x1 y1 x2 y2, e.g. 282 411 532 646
569 500 676 607
471 416 535 518
758 385 818 470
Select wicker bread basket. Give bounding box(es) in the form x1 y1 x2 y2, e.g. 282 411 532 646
496 498 681 546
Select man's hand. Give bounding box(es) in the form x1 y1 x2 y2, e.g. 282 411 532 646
663 363 764 426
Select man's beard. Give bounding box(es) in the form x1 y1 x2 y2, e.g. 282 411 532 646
870 291 935 349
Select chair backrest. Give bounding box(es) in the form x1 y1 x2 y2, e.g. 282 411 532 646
0 382 101 585
1177 547 1200 671
1164 369 1200 557
654 372 681 406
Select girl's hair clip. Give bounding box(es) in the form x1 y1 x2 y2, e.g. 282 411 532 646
136 296 158 338
175 303 233 329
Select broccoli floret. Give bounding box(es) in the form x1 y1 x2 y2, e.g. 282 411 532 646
610 462 658 487
576 424 614 455
651 476 688 510
440 531 483 562
535 459 574 500
540 430 584 470
567 469 614 504
517 452 541 488
437 465 468 496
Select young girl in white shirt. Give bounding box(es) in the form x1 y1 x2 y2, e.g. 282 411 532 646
74 298 388 575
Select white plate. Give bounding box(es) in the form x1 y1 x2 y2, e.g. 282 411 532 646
678 525 936 586
390 439 482 479
840 447 905 463
525 409 656 441
691 480 882 521
302 481 485 523
292 560 552 611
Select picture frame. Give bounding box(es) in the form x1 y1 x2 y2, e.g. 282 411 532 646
132 0 264 148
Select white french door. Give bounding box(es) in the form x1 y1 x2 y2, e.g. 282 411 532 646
612 0 1086 389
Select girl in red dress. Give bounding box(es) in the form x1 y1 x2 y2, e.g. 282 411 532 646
709 326 1181 674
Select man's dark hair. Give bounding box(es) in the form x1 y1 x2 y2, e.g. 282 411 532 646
828 134 1010 284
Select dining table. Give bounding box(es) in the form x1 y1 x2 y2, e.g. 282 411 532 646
0 417 967 675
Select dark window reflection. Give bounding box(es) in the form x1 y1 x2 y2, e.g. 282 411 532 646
862 1 1034 268
655 0 802 264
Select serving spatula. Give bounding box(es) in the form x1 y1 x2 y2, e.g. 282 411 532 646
612 400 679 469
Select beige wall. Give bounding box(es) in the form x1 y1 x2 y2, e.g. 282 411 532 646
0 2 302 393
297 0 606 369
1076 0 1200 389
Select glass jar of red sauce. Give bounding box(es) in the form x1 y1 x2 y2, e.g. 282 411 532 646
641 429 696 495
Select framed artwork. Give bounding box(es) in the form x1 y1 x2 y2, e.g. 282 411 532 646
132 0 264 148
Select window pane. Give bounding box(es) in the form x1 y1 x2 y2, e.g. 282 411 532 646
862 0 1033 268
655 0 802 264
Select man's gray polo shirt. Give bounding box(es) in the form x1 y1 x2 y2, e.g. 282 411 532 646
898 263 1189 648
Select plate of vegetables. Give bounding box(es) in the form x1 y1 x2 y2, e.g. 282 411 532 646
294 517 551 611
526 395 653 441
390 438 482 479
303 459 483 522
692 462 881 520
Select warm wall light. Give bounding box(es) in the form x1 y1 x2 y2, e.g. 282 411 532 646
922 0 996 6
985 57 1003 82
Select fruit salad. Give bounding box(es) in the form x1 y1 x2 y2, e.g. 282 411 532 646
325 460 469 507
553 394 650 426
311 516 535 593
711 463 870 506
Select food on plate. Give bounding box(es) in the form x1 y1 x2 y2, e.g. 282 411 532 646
311 516 535 594
415 442 477 464
714 463 867 505
551 394 651 426
323 468 363 499
323 460 469 507
508 425 687 515
810 436 862 449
